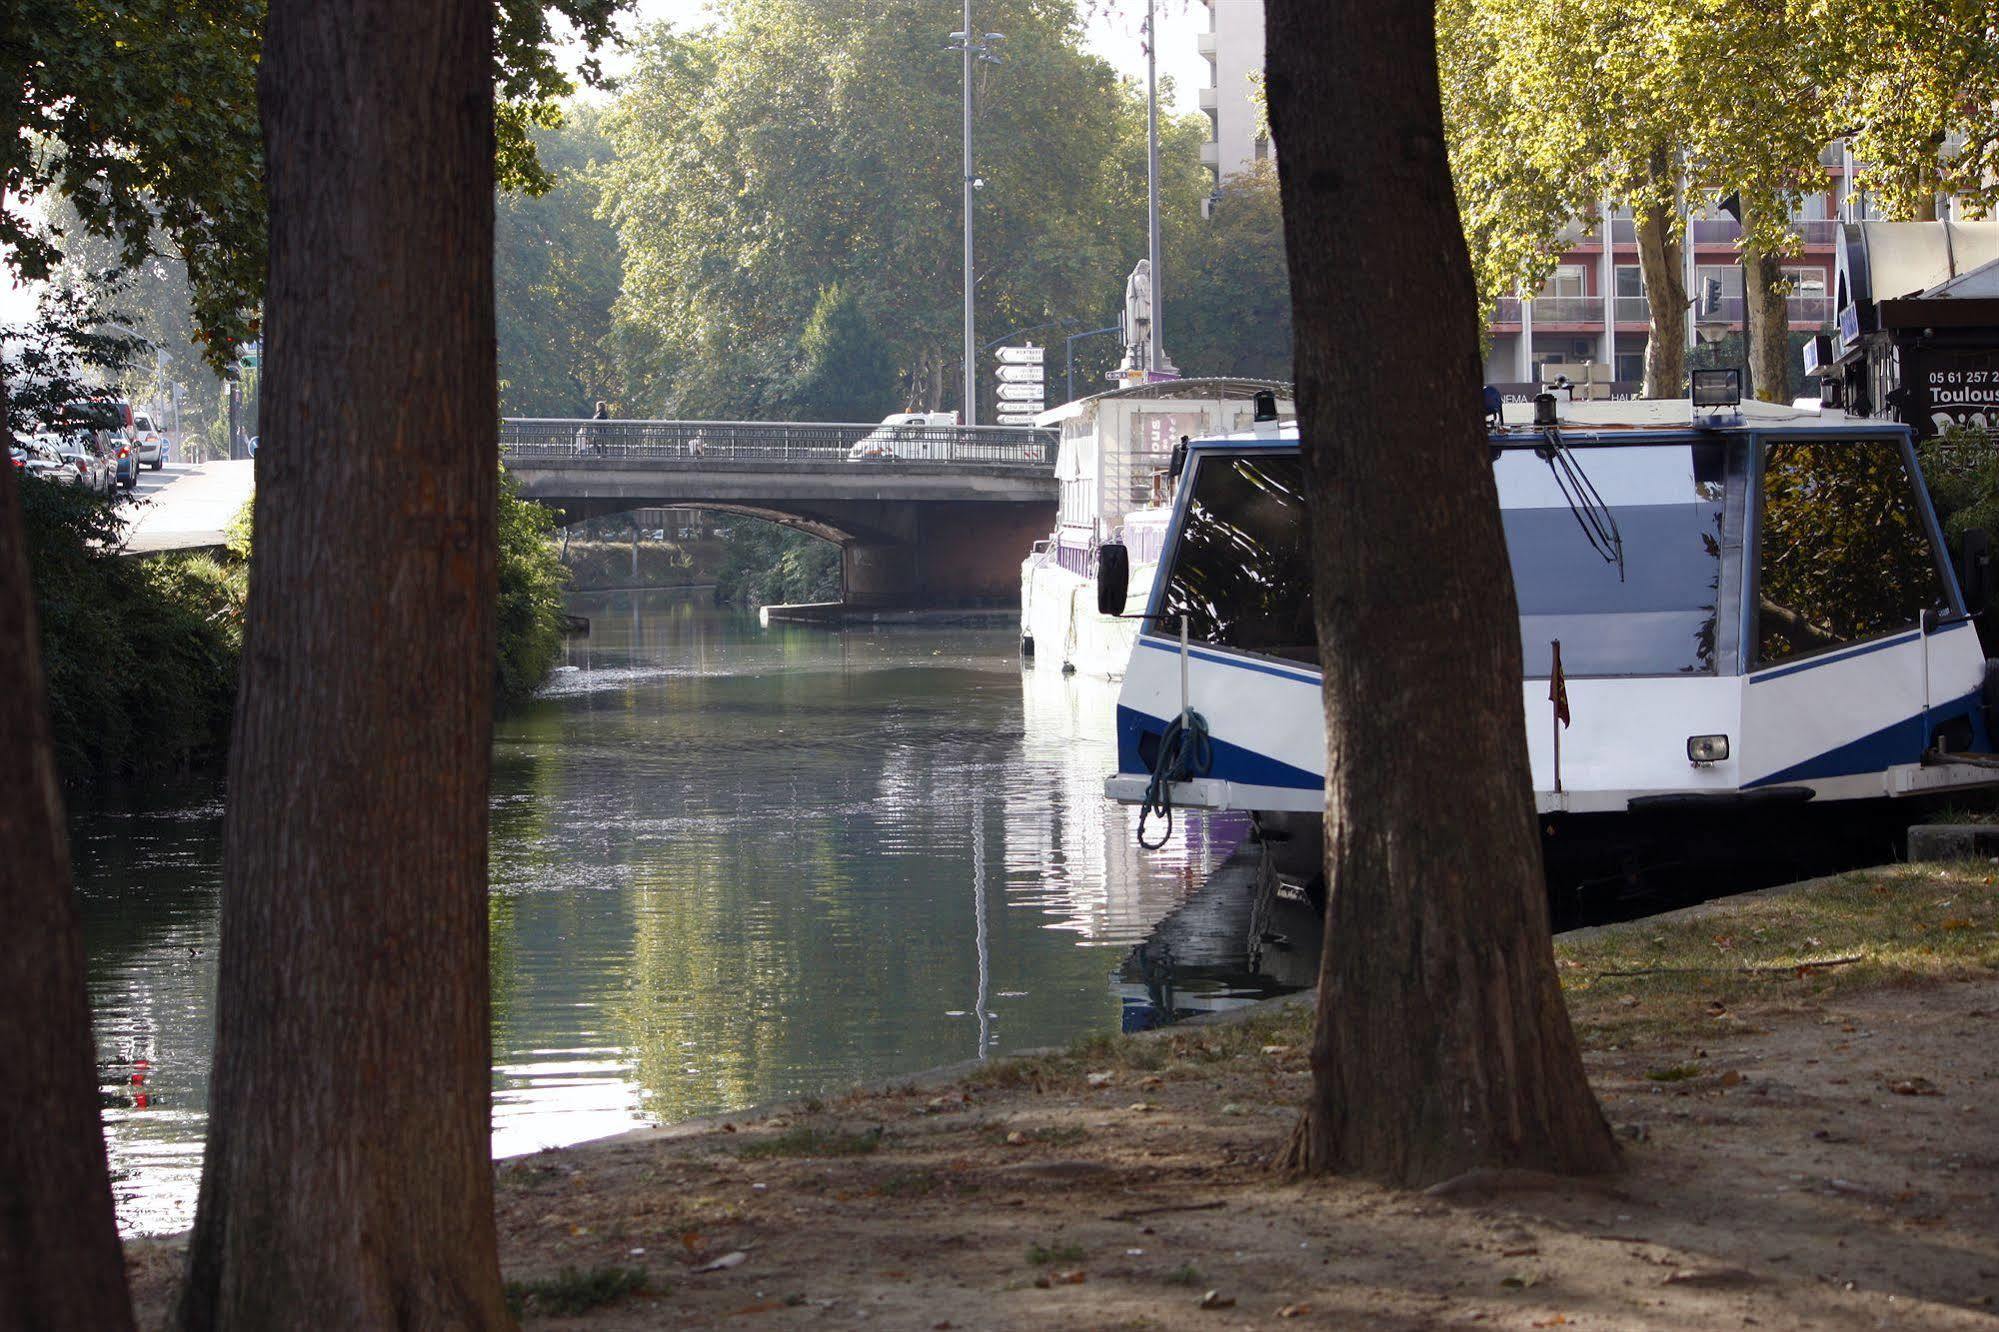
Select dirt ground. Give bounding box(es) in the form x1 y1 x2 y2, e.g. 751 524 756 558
126 870 1999 1330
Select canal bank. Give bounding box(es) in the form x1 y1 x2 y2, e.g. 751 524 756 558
121 861 1999 1328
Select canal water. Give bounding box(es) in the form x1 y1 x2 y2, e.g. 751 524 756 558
75 589 1266 1236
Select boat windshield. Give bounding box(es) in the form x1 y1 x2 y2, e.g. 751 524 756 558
1498 441 1726 677
1155 451 1316 664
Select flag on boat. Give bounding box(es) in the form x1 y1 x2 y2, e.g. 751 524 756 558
1549 639 1570 728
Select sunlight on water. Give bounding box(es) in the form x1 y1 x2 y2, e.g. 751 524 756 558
75 590 1236 1235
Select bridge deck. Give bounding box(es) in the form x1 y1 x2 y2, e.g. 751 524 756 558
501 417 1055 468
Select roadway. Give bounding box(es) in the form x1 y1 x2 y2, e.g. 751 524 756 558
120 458 255 555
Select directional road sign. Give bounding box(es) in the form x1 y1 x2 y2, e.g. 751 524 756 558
996 364 1045 383
997 383 1045 402
995 345 1044 365
996 412 1041 426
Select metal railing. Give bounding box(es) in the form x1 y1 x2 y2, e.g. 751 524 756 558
1528 296 1603 324
500 418 1056 467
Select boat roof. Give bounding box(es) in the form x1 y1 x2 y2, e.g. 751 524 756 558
1187 397 1912 450
1034 376 1294 427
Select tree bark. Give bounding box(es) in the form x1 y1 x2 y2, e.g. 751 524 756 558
1264 0 1620 1185
0 375 137 1331
174 0 509 1325
1635 168 1687 399
1740 203 1790 403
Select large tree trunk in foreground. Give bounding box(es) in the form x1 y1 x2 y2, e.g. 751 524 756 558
1635 159 1687 399
0 383 136 1330
1265 0 1620 1185
175 0 507 1324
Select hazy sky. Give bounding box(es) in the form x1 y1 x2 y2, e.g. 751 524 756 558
2 1 1226 327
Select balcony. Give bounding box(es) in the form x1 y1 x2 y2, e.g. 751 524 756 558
1198 85 1217 111
1614 296 1650 323
1787 295 1831 324
1528 296 1603 324
1492 296 1523 325
1196 31 1215 56
1794 219 1839 246
1689 218 1742 245
1199 140 1220 167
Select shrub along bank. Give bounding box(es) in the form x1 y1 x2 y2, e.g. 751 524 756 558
24 465 571 788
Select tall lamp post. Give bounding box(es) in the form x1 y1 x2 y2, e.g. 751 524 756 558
1144 0 1165 375
947 17 1003 425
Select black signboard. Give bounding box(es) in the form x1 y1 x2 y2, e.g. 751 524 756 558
1905 347 1999 438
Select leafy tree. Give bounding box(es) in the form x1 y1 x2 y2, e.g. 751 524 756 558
497 110 624 417
1840 0 1999 221
601 0 1208 418
713 521 842 607
1170 162 1291 381
1268 0 1619 1181
786 284 902 422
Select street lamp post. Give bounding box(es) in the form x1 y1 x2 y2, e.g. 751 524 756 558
1144 0 1167 375
947 18 1003 425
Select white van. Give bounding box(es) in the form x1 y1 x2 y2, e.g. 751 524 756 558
847 411 959 461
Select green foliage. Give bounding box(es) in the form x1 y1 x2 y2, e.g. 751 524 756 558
1840 0 1999 220
1170 163 1291 382
712 522 841 608
1918 427 1999 541
497 112 625 417
785 285 901 423
601 0 1211 418
496 470 571 708
503 1265 652 1318
3 279 146 438
20 477 241 785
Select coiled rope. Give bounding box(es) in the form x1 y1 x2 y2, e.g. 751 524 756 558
1138 710 1212 850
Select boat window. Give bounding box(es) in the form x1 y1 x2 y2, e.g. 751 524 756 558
1157 453 1316 664
1754 438 1948 666
1499 443 1727 677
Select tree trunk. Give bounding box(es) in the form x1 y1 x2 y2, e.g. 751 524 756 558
174 0 509 1325
0 376 136 1331
1635 172 1687 399
1265 0 1621 1185
1740 205 1790 403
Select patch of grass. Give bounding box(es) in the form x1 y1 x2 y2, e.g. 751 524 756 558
875 1170 940 1198
1645 1064 1703 1082
1558 863 1999 1048
735 1125 884 1160
504 1265 651 1319
1027 1240 1086 1267
1163 1263 1204 1287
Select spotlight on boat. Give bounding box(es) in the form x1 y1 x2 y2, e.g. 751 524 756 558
1532 392 1560 427
1687 734 1730 764
1691 368 1742 408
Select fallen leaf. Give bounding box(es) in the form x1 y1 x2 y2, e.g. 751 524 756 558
1005 1130 1028 1146
1198 1290 1235 1309
1719 1070 1743 1088
1086 1071 1114 1088
1052 1269 1086 1285
1278 1303 1312 1318
695 1251 748 1273
1889 1077 1942 1096
1532 1318 1570 1329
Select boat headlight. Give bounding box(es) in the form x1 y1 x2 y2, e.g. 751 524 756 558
1687 734 1730 764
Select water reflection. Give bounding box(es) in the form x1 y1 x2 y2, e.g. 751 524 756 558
76 589 1238 1234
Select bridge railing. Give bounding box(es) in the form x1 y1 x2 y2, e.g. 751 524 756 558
501 418 1056 467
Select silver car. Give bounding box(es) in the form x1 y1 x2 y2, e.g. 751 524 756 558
130 413 169 469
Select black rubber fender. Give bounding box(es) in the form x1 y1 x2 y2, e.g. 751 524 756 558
1983 659 1999 744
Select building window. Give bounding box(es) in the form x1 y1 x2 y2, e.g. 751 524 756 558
1540 265 1588 299
1754 439 1947 666
1782 266 1827 300
1159 453 1316 664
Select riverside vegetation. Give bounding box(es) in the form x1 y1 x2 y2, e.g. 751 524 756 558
25 466 569 789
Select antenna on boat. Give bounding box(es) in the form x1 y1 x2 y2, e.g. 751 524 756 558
1535 424 1626 581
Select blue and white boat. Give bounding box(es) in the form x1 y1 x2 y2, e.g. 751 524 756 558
1103 383 1999 897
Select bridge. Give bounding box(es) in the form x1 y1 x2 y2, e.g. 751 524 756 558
500 418 1058 610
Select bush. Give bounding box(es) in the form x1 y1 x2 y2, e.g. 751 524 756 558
21 476 241 785
712 521 840 607
496 468 569 708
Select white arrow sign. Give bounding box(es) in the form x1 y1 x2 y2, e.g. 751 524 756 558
995 345 1044 365
996 364 1045 384
997 383 1045 402
996 412 1042 426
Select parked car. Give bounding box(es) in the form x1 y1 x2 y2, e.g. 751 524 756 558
130 413 169 469
18 437 68 482
847 411 960 461
51 429 115 494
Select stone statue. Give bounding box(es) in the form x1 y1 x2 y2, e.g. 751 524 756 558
1121 259 1153 369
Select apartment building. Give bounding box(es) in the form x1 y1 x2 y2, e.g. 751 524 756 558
1197 0 1268 211
1487 146 1897 387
